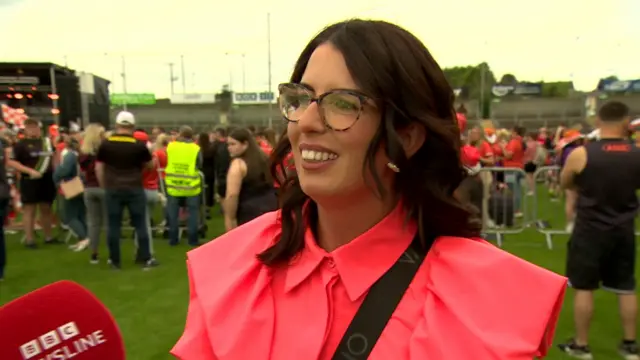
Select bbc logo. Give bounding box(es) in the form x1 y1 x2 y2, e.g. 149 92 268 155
19 322 80 359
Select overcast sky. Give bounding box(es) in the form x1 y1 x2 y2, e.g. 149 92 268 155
2 0 638 97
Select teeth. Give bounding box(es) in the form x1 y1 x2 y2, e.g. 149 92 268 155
301 149 338 161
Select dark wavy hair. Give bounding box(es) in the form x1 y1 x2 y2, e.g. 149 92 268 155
229 127 272 184
258 19 480 265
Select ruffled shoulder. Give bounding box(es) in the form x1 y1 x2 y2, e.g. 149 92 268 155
171 211 281 360
409 236 567 360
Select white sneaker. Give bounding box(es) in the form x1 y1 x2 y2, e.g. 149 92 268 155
565 222 574 233
72 239 89 252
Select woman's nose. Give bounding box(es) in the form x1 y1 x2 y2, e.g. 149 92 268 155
297 102 325 133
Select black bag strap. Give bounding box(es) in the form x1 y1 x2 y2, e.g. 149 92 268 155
331 232 433 360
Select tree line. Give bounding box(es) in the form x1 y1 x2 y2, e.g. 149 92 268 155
442 63 578 99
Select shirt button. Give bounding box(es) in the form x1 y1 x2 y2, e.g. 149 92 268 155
327 258 336 268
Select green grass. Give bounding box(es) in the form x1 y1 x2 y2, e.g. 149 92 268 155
0 198 638 360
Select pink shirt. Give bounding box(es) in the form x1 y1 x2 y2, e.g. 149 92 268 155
523 139 539 163
172 206 566 360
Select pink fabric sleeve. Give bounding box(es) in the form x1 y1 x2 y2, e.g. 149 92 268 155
171 260 218 360
409 237 567 359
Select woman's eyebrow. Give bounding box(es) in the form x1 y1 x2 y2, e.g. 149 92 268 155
299 82 363 94
298 82 315 92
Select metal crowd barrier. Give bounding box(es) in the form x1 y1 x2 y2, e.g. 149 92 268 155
477 167 530 248
531 165 640 241
530 165 566 249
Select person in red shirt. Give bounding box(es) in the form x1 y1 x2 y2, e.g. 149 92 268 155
133 130 158 255
468 126 495 225
468 127 494 166
151 133 169 228
537 127 548 145
153 134 169 174
255 128 276 155
54 133 68 168
500 126 526 217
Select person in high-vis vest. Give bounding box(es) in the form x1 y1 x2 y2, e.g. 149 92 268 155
165 125 202 247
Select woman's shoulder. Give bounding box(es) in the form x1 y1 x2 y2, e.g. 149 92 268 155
429 235 566 291
417 236 567 358
187 211 280 284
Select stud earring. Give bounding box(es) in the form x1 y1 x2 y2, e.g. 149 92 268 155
387 162 400 173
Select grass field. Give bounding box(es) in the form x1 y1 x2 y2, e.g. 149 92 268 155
0 196 638 360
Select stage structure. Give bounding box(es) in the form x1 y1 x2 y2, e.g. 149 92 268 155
0 62 111 129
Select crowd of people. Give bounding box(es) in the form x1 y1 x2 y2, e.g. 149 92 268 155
455 101 640 359
457 110 640 234
0 18 638 360
0 113 279 279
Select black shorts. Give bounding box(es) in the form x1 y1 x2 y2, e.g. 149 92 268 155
523 162 537 174
20 173 56 205
566 220 636 293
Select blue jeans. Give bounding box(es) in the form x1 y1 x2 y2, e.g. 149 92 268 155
62 196 87 239
105 188 150 265
167 195 199 246
505 171 523 212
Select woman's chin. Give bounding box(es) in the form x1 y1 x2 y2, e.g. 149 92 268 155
299 181 341 202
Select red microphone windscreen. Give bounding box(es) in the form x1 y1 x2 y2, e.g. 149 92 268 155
0 280 125 360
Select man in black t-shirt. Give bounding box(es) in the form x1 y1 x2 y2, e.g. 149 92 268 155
96 111 158 270
558 101 640 358
7 118 58 248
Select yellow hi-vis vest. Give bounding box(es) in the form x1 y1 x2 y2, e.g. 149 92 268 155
165 141 201 197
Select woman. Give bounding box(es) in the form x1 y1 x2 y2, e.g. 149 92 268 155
172 19 565 360
153 134 169 170
501 126 526 217
223 128 278 231
197 132 216 219
53 136 88 251
492 128 509 184
79 124 105 263
153 134 169 226
523 132 540 196
134 130 159 256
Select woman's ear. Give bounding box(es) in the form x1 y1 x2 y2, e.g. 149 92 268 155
398 123 426 158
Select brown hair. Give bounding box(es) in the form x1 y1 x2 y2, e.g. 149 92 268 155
258 19 479 265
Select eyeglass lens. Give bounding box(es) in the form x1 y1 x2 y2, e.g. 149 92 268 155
279 84 362 130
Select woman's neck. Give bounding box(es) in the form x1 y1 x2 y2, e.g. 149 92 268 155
315 193 399 252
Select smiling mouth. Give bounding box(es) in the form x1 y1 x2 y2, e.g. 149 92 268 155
301 149 338 162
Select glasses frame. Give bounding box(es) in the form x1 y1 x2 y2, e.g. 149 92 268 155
278 82 371 131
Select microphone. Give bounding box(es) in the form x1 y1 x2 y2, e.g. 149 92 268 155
0 280 125 360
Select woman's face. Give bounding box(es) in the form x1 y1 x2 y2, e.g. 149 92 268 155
227 137 247 157
287 43 385 201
